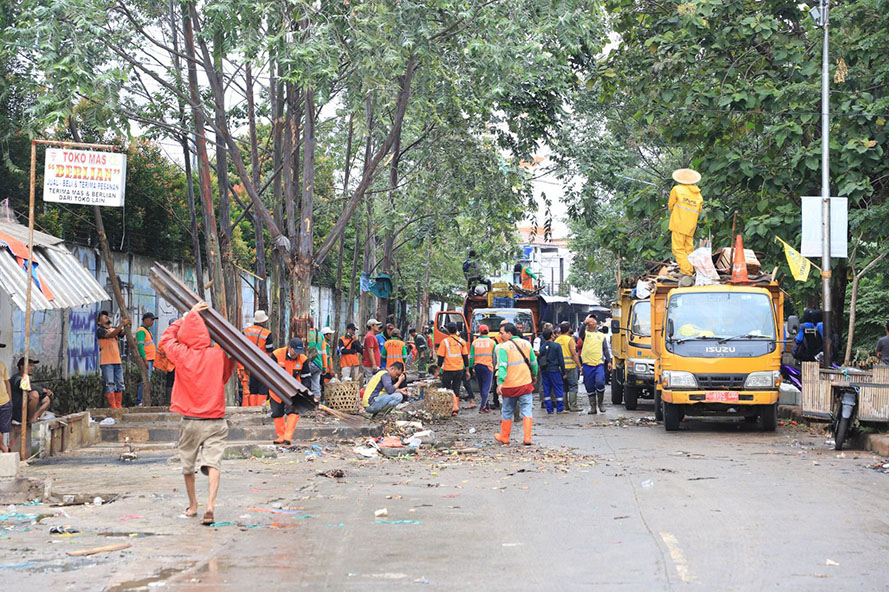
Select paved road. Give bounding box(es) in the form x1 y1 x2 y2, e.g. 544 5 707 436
11 389 889 591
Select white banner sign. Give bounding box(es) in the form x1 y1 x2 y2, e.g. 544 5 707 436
800 196 847 258
43 148 127 207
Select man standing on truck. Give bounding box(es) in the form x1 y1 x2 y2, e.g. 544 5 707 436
668 168 703 287
493 322 538 445
581 315 611 414
556 321 582 412
513 263 538 290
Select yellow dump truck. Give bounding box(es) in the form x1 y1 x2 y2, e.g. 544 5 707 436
651 279 784 431
610 289 656 410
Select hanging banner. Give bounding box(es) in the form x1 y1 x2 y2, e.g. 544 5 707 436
800 196 847 258
43 148 127 207
775 236 813 282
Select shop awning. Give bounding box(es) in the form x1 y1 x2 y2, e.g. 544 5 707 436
0 221 109 311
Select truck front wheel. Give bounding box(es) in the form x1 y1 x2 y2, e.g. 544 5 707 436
664 402 682 431
624 386 639 410
654 389 664 421
611 369 624 404
760 403 778 432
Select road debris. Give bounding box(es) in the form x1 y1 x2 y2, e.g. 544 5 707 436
318 469 346 479
66 543 132 557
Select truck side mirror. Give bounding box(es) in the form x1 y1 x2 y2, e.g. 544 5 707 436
611 319 620 333
667 318 675 341
787 315 800 337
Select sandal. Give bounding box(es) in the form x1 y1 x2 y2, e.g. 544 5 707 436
183 508 198 518
200 511 215 525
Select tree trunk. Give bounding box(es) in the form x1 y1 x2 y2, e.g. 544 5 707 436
844 253 887 365
830 258 848 360
269 62 286 340
245 62 267 311
332 114 355 366
184 11 226 317
347 211 361 326
293 86 315 319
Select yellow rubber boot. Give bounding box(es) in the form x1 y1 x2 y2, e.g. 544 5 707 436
494 420 512 444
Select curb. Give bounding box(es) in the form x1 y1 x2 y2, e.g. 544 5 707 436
862 433 889 457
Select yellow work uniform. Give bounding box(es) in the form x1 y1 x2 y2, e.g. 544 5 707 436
554 334 578 370
668 184 703 276
581 332 608 367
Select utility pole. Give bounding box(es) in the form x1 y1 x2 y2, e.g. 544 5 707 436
819 0 832 368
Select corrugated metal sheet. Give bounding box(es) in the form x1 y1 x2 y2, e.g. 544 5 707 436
0 222 109 311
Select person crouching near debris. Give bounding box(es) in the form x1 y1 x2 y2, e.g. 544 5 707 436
668 168 703 287
494 322 538 446
159 301 235 526
361 362 407 419
269 338 311 445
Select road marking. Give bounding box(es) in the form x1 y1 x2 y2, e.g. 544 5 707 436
660 532 696 583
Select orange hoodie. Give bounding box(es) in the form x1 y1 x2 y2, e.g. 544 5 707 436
160 311 235 419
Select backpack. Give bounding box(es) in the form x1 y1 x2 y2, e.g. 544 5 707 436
462 259 471 273
791 323 823 362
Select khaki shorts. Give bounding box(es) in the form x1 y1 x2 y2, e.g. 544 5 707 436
178 418 228 475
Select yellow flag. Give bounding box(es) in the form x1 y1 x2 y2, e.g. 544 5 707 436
776 236 812 282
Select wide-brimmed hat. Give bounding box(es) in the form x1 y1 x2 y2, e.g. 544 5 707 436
671 168 701 185
253 310 269 324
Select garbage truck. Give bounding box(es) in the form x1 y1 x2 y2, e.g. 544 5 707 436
610 288 656 410
651 276 784 431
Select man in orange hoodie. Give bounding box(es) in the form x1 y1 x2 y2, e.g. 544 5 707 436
159 301 235 526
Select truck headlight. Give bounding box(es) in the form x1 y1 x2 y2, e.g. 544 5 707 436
633 362 648 373
744 371 780 389
662 370 697 389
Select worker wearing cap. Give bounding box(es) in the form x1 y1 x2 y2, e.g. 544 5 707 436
668 168 703 286
269 338 310 445
469 324 497 412
382 328 408 370
362 319 382 382
555 322 582 412
97 310 131 408
338 323 362 381
239 310 273 406
377 323 393 368
135 312 158 406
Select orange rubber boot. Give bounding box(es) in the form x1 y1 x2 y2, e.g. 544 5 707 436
283 414 300 445
522 417 533 445
451 394 460 416
272 417 286 444
106 393 115 408
116 392 124 408
494 420 512 444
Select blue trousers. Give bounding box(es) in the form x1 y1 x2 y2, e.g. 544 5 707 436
582 364 606 395
136 360 154 405
366 393 403 414
501 393 533 421
100 363 124 395
542 371 565 413
475 365 493 408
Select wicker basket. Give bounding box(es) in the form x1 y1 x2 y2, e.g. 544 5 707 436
324 380 362 413
424 385 455 419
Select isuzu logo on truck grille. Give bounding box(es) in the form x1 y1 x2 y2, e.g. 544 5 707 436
704 346 736 353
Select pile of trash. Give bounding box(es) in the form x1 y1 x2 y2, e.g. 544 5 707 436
352 420 436 458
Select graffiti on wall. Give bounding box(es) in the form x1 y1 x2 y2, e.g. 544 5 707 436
67 305 98 375
13 309 64 370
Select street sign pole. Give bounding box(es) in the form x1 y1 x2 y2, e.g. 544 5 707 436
819 0 832 368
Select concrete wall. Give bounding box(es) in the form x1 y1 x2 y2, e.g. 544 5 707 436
2 245 445 377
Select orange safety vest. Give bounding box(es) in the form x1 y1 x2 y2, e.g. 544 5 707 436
339 336 360 367
472 336 496 370
243 324 271 350
98 328 121 366
437 335 466 371
384 339 407 367
270 347 306 403
501 338 533 388
154 345 175 372
521 268 534 290
136 326 156 361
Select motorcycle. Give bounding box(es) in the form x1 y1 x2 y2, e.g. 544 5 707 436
832 384 859 451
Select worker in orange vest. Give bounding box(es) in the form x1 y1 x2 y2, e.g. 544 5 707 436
513 263 538 290
436 322 467 416
338 323 362 381
269 338 310 446
96 310 131 408
240 310 273 406
469 324 497 413
382 328 408 369
135 312 157 406
668 168 703 287
493 322 538 446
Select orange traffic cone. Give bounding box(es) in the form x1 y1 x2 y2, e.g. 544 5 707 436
730 235 749 284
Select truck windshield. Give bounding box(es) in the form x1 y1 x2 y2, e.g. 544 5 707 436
473 311 534 336
630 301 651 337
667 292 776 340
